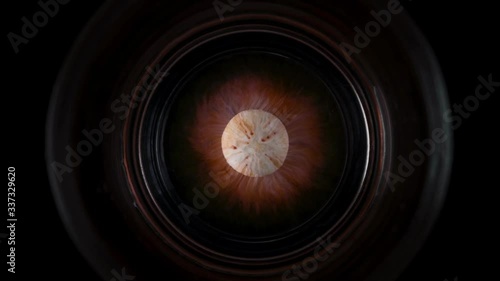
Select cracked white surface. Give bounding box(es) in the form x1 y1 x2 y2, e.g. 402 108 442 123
221 109 289 177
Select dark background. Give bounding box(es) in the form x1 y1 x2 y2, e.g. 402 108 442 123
3 0 497 280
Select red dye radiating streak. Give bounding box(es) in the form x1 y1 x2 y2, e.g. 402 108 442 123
190 74 327 215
